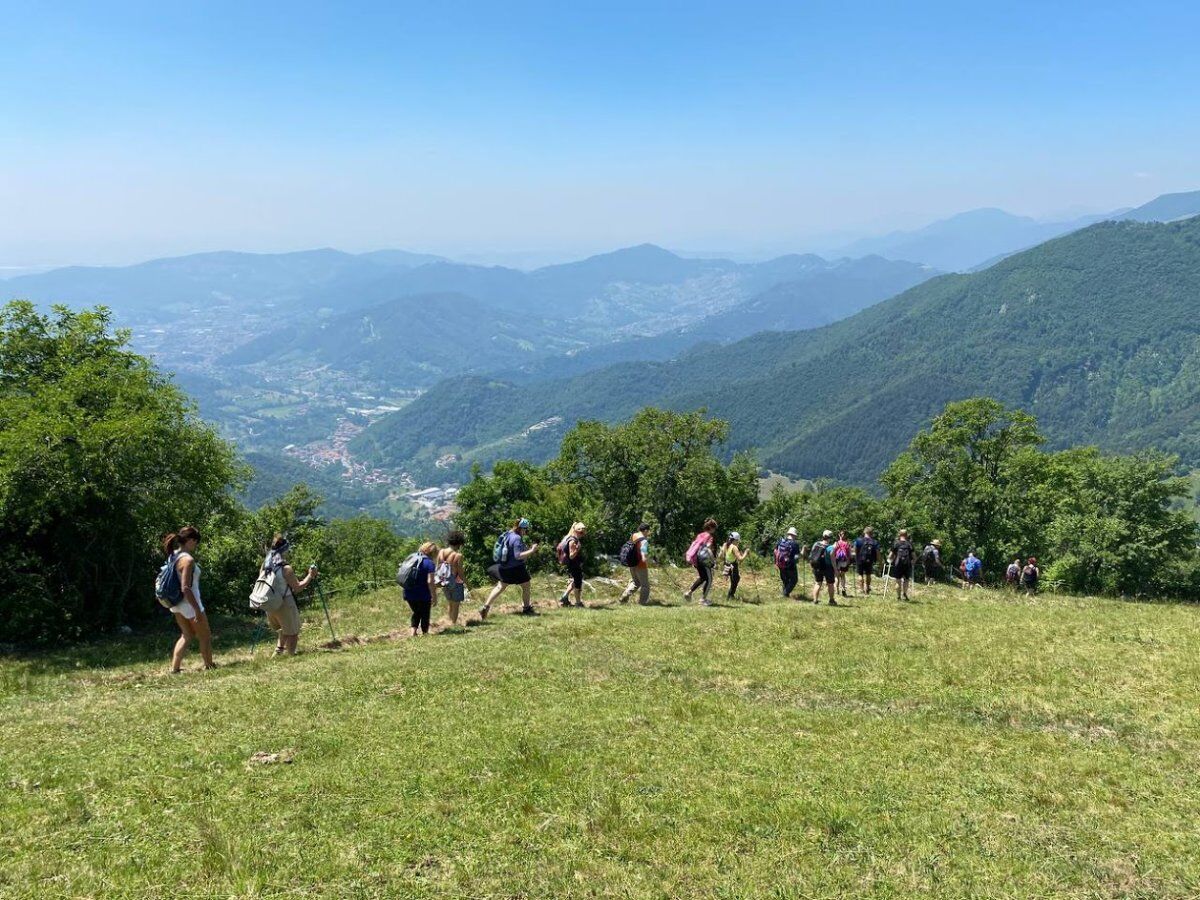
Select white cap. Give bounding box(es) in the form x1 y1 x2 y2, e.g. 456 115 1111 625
729 531 740 541
822 530 833 539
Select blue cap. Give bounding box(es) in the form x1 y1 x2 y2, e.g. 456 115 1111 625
518 518 531 529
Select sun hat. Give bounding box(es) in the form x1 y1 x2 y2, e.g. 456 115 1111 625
932 539 942 547
786 527 798 537
822 530 833 539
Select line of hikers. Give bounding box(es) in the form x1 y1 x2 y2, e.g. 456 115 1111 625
154 517 1043 671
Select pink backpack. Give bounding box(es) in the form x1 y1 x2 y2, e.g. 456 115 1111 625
685 532 709 565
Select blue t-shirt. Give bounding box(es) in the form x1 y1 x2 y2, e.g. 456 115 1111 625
965 556 982 577
501 531 527 569
403 555 436 602
854 537 878 563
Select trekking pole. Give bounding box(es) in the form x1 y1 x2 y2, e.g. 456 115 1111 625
314 579 338 644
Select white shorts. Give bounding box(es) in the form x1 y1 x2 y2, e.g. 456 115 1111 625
160 598 202 620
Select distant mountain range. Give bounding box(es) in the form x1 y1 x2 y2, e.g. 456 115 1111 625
837 189 1200 271
352 215 1200 484
224 250 934 389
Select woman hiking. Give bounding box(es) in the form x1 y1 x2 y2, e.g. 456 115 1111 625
832 530 853 598
403 541 439 635
435 531 468 626
261 535 319 655
683 518 719 606
557 522 587 608
158 527 216 673
482 518 540 618
720 531 749 600
1021 557 1040 596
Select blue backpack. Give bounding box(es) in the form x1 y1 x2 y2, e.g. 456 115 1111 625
155 552 183 605
493 531 512 566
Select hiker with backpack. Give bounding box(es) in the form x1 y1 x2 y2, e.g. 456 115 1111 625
810 530 836 605
921 539 943 584
889 529 915 602
774 527 801 598
720 532 749 600
683 518 719 606
399 541 438 635
481 518 540 618
557 522 588 608
435 531 469 626
618 522 653 605
249 534 318 656
832 530 853 598
156 526 216 673
1005 557 1022 590
1021 557 1040 596
853 527 879 595
962 551 983 589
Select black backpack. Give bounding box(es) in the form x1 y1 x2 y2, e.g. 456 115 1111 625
618 535 642 567
922 545 938 565
894 541 913 565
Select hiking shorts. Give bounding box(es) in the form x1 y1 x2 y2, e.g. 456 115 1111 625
568 560 584 590
267 594 301 636
441 582 465 604
812 566 834 584
892 563 912 579
856 560 874 575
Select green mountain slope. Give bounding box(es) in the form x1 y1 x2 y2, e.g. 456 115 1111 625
353 217 1200 483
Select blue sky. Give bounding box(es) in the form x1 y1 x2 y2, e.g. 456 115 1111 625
2 1 1198 266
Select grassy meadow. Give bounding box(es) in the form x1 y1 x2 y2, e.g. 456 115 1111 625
3 565 1200 898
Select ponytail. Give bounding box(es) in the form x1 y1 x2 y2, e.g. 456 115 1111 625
163 525 201 557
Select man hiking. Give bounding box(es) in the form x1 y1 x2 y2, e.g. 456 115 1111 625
921 539 943 584
889 529 915 602
853 527 879 595
482 518 540 618
810 530 837 605
775 527 801 598
617 522 653 605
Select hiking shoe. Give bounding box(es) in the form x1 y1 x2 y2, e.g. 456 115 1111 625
829 598 839 606
619 596 629 604
520 606 539 616
699 599 712 607
559 597 571 607
479 606 489 621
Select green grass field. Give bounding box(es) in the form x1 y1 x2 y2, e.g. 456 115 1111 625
3 567 1200 898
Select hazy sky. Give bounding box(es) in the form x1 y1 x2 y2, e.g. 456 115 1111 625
2 1 1198 267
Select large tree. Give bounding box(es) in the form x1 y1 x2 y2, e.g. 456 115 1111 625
0 302 242 642
881 398 1044 566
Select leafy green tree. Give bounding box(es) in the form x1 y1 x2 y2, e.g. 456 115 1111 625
883 398 1044 566
747 483 886 556
551 408 759 554
1033 449 1198 597
0 302 242 642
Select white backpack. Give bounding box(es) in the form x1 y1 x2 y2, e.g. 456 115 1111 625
249 560 289 612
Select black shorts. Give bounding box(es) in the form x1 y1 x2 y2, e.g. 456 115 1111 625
892 563 912 579
811 566 834 584
488 563 531 585
857 560 875 575
568 561 584 590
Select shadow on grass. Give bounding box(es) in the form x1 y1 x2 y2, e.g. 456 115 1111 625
5 610 278 676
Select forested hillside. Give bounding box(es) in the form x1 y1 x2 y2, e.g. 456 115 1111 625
355 217 1200 483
